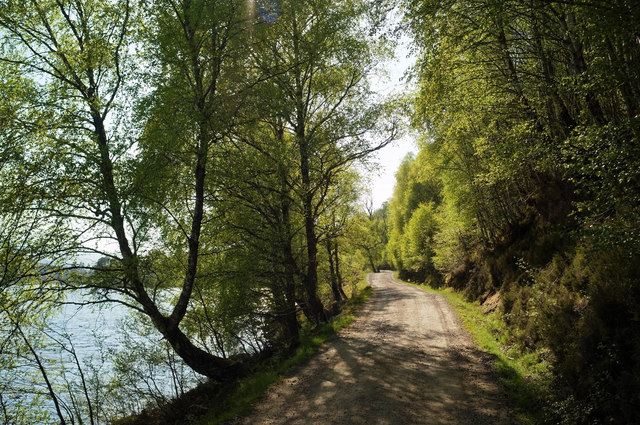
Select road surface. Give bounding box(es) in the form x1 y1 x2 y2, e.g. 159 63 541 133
231 271 513 424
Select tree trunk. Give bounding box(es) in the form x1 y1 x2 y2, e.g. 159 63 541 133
334 241 347 299
561 11 606 124
282 275 300 350
532 21 576 134
163 323 241 380
303 222 326 323
326 239 343 303
93 113 240 380
495 17 543 131
296 124 326 323
280 203 301 349
367 250 379 274
276 128 301 349
270 274 299 352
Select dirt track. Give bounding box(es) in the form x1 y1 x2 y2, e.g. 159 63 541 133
231 271 513 424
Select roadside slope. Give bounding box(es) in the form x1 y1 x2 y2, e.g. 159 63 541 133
230 271 513 424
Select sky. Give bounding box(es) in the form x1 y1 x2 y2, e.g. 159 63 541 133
366 135 416 209
364 34 418 210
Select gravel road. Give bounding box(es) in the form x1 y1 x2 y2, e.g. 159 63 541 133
231 271 514 424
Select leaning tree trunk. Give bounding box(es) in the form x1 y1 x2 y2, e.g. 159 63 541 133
162 322 240 379
94 113 240 380
365 248 379 274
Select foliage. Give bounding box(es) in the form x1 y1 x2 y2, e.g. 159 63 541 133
391 0 640 423
347 202 388 273
385 150 442 280
0 0 394 420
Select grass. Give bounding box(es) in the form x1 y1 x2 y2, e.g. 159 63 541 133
200 279 373 425
395 273 550 425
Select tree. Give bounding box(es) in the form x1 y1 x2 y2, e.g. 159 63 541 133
350 200 388 273
400 0 640 421
0 0 250 380
213 120 305 350
403 0 640 248
250 0 397 322
386 151 441 275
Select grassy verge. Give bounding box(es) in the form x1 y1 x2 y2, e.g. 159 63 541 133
200 279 373 425
395 274 550 425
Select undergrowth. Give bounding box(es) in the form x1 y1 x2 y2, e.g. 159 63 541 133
395 273 550 425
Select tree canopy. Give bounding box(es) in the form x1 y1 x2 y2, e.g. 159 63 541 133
0 0 394 422
2 0 639 423
388 0 640 423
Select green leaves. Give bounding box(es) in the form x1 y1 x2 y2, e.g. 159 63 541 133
0 0 398 418
396 1 640 422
